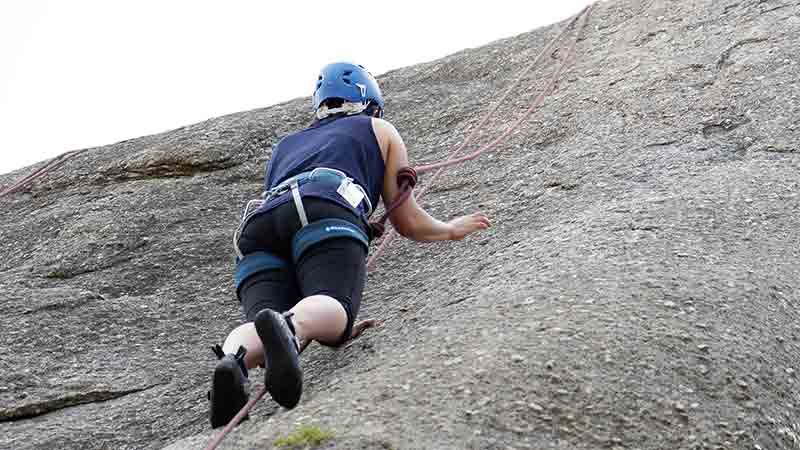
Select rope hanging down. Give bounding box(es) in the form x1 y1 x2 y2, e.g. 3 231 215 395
0 150 86 199
367 3 593 270
204 4 594 450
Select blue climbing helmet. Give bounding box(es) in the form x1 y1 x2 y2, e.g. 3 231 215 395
312 62 384 118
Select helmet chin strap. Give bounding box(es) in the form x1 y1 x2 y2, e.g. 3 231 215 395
315 101 369 119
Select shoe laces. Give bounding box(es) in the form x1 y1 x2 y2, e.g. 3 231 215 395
211 344 249 378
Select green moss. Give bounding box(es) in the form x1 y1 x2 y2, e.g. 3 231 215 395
45 270 69 279
274 425 334 449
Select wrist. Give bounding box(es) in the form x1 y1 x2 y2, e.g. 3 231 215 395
446 223 456 241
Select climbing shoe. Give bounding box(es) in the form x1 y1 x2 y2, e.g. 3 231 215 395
209 344 250 428
255 309 302 409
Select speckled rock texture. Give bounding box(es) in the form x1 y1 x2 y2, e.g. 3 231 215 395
1 0 799 449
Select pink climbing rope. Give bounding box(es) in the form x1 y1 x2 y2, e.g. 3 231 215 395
367 4 594 270
203 386 266 450
0 149 86 198
413 8 587 175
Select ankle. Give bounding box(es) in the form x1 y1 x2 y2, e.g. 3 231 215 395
233 346 249 378
212 344 249 378
283 312 304 348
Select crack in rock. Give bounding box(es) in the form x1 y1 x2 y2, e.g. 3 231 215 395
609 60 642 86
43 239 149 280
759 145 798 154
115 158 237 180
22 293 104 315
428 181 473 195
723 3 741 14
716 37 769 70
702 117 752 137
636 29 667 46
0 384 161 422
16 157 240 198
759 3 795 15
645 140 679 148
543 180 579 191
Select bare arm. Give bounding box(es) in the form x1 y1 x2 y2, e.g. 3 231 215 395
372 117 490 242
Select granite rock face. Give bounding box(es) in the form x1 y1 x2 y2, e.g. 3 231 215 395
1 0 799 449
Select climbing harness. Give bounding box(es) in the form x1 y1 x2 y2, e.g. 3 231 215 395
232 167 372 259
232 167 373 296
205 4 595 449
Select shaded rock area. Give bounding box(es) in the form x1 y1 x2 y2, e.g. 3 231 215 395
1 0 799 449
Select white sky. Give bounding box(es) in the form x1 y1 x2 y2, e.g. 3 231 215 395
0 1 594 175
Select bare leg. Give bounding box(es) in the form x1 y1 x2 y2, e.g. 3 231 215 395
222 323 264 370
222 294 346 369
288 294 348 345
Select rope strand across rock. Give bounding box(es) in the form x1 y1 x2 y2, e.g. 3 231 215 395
367 3 594 270
0 150 86 199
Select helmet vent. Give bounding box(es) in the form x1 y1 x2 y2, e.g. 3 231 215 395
342 78 352 85
343 70 353 76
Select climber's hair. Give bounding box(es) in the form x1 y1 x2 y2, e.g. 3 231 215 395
313 97 381 122
321 98 345 109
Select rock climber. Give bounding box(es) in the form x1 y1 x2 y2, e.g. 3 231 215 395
208 62 491 428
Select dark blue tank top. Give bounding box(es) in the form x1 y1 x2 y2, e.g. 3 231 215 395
258 114 385 219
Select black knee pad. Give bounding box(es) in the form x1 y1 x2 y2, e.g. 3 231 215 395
291 218 369 264
291 218 368 347
234 251 289 299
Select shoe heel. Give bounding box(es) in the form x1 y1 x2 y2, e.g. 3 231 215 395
255 310 303 409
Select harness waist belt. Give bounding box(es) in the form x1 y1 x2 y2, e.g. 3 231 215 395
265 167 373 217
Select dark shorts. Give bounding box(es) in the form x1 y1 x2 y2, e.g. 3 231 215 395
236 197 367 345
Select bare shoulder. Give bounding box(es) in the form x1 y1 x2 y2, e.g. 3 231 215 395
371 117 402 158
371 117 399 137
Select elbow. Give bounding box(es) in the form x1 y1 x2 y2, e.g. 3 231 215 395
390 216 421 241
394 221 417 240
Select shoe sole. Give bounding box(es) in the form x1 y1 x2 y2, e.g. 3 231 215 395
210 358 249 428
255 310 302 409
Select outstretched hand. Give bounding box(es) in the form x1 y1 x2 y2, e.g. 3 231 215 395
448 212 491 240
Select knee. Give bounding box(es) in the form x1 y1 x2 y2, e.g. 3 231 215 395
313 294 356 348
